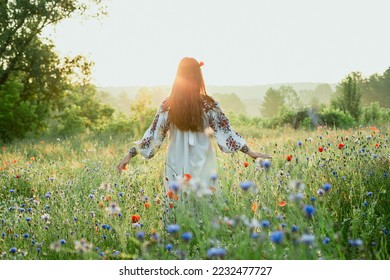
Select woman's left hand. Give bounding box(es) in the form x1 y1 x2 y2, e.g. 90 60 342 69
247 151 272 160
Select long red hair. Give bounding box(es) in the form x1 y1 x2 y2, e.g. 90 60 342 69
168 57 209 132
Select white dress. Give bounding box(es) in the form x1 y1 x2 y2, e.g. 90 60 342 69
133 97 248 190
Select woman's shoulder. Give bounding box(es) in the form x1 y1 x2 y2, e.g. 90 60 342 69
160 97 170 112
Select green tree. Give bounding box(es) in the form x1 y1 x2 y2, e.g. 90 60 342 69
261 87 285 118
331 72 363 120
212 93 246 114
279 85 302 111
0 0 106 141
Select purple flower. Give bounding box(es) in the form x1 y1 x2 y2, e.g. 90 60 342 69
239 181 254 191
136 231 145 240
348 239 363 247
207 247 226 258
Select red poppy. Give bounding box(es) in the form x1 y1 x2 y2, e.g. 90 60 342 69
144 202 151 209
278 201 287 207
375 143 380 148
131 215 140 223
15 175 21 179
318 147 324 152
338 143 344 149
286 155 293 161
167 190 175 199
169 202 174 209
183 173 192 181
244 161 249 167
251 202 258 212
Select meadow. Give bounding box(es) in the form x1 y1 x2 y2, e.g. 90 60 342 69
0 125 389 260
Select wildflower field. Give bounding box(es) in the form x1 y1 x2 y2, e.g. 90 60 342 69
0 126 389 260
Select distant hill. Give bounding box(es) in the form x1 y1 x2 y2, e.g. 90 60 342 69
97 83 336 116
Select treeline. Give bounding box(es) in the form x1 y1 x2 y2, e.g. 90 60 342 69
256 69 390 129
1 1 389 143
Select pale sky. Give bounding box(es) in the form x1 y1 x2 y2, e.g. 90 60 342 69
45 0 390 87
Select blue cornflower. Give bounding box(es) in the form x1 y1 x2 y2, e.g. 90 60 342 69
19 208 25 212
113 251 120 257
348 239 363 247
281 223 287 228
10 247 17 254
210 173 218 181
89 194 94 199
291 225 299 233
60 239 66 245
10 189 15 193
323 237 330 244
250 232 259 239
303 204 315 218
23 233 29 239
310 196 316 202
181 232 193 241
1 232 5 238
26 217 31 222
261 160 271 169
103 235 107 239
383 229 389 235
136 231 145 240
45 192 51 198
102 224 111 230
297 141 303 147
118 192 124 197
270 231 284 244
167 224 180 233
207 247 226 258
239 181 254 191
27 208 32 212
169 182 180 192
165 244 173 251
45 205 50 211
261 220 270 228
14 234 19 238
299 234 316 245
323 183 332 192
384 173 388 178
99 252 105 257
366 191 373 197
371 242 376 247
363 201 368 207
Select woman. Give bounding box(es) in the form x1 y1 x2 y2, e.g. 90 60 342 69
116 57 270 189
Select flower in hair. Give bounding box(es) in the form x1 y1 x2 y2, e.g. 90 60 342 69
199 61 204 67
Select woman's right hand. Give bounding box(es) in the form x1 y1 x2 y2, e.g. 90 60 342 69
247 151 272 160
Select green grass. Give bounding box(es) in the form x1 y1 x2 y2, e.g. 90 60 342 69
0 126 389 260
